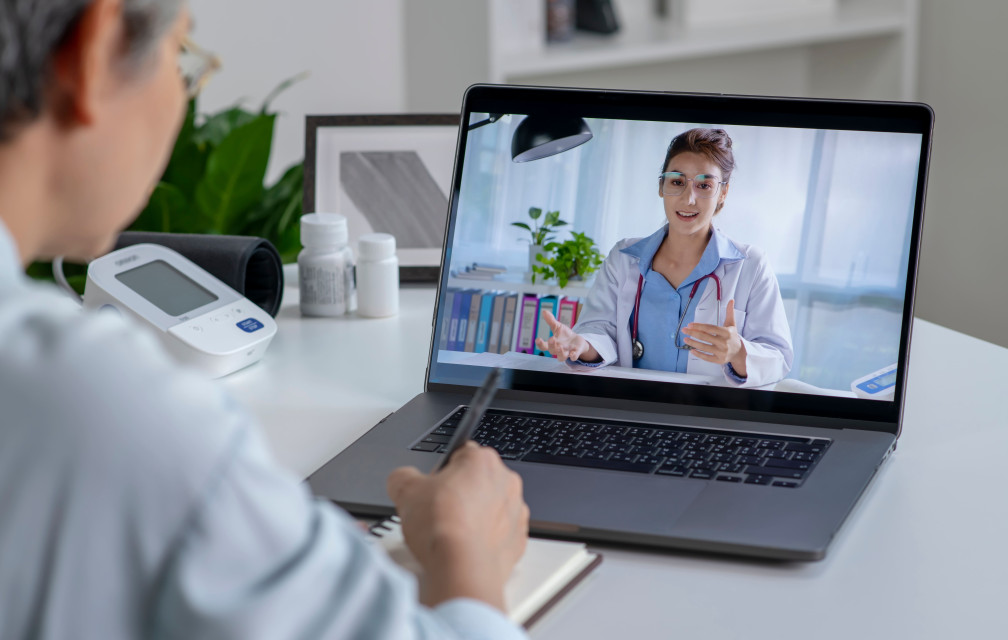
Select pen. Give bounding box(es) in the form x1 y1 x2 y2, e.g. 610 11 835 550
436 367 502 471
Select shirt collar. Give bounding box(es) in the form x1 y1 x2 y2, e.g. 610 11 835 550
0 218 25 286
621 224 744 282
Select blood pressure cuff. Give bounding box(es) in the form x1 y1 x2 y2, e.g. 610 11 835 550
114 232 284 317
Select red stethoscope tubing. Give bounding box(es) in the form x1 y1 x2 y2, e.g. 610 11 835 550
631 272 722 354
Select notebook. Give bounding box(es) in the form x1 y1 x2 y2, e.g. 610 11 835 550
308 84 933 561
368 517 601 629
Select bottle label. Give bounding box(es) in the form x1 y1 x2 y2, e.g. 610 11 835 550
300 264 347 313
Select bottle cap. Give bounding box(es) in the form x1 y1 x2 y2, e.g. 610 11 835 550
300 213 348 247
358 233 396 260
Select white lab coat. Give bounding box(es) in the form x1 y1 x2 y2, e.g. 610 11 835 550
573 231 794 388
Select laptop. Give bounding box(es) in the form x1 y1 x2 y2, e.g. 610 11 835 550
308 84 932 561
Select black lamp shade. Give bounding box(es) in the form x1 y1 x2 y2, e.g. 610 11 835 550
511 115 593 162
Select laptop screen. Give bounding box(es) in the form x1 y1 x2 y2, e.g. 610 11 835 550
428 86 931 425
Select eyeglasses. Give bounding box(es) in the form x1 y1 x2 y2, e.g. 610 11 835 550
179 37 221 99
658 172 726 199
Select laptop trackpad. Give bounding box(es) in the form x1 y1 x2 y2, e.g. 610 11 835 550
519 465 706 535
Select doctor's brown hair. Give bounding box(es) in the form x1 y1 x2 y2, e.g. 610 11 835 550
661 128 735 213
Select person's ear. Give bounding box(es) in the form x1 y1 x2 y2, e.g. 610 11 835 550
50 0 124 128
715 181 729 213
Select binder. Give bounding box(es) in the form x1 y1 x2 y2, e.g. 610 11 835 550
453 290 475 350
463 292 483 352
474 292 496 353
486 293 508 354
557 296 579 328
515 294 540 354
438 290 456 352
498 294 519 354
447 290 466 351
533 295 559 357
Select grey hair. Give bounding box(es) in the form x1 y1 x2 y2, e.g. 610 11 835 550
0 0 184 141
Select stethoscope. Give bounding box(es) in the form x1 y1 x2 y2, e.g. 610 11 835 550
631 272 722 361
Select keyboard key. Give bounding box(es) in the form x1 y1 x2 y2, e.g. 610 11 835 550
772 480 800 488
656 465 687 476
764 458 810 471
785 441 828 454
737 455 763 465
411 441 440 452
689 469 715 479
521 451 655 473
744 465 806 480
744 474 773 485
792 452 819 462
716 475 743 483
422 433 452 445
765 449 789 459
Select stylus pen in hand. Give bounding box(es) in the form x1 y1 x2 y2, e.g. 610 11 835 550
435 367 502 472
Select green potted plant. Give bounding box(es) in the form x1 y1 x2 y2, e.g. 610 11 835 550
512 206 568 272
531 230 605 287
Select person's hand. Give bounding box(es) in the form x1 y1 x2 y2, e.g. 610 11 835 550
535 309 600 362
680 299 747 377
386 442 530 611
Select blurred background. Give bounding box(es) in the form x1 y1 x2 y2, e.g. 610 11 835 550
192 0 1008 349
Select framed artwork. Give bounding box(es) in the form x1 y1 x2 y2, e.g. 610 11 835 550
304 114 461 282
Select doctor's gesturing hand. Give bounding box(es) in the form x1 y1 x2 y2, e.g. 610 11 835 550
535 310 601 363
680 299 748 377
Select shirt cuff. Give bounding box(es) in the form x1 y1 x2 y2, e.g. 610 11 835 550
725 362 747 383
433 598 528 640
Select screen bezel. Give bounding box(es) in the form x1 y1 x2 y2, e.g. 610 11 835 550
426 84 933 435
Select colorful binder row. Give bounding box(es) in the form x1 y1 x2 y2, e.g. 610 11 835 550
438 289 582 358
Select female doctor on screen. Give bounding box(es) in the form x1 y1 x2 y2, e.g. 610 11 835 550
536 128 794 388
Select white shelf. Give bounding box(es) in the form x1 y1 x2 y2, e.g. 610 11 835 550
494 0 910 81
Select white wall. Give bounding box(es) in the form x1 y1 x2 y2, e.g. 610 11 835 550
914 0 1008 349
190 0 405 182
190 0 1008 348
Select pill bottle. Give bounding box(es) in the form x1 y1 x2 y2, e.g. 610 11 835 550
298 213 356 317
356 233 399 318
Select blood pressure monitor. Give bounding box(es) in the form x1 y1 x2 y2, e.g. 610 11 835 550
851 363 898 400
83 243 277 378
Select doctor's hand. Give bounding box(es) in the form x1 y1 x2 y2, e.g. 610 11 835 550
681 299 748 377
535 310 601 363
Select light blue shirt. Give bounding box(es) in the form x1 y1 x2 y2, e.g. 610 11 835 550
0 220 526 640
622 226 744 373
572 225 793 387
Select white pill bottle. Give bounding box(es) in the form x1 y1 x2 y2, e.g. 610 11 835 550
298 213 356 317
356 233 399 318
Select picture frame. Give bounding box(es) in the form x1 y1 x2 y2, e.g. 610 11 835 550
304 114 461 282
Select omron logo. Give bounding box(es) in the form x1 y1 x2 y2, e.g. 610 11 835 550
115 255 139 267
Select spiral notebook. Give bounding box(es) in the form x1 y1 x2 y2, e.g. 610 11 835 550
369 517 602 628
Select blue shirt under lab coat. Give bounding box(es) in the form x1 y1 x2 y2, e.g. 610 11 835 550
572 224 794 388
0 220 526 640
624 225 745 374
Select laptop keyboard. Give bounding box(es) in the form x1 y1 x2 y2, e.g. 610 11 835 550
411 407 831 488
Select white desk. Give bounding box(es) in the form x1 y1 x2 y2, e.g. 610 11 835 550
225 283 1008 639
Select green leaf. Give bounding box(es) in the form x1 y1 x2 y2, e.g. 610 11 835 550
261 71 310 114
193 106 258 148
195 114 274 233
162 102 208 202
528 207 542 220
241 163 304 263
511 222 532 232
131 182 192 233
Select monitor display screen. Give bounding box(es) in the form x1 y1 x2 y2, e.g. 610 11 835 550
428 92 928 419
116 259 218 317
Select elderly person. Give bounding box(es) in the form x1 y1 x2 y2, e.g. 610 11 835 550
0 1 528 638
